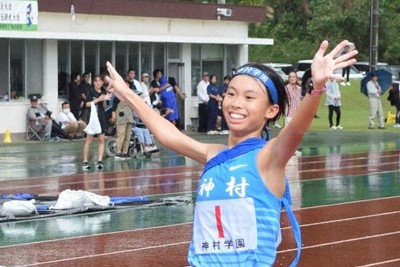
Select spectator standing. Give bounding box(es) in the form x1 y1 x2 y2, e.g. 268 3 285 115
149 69 162 112
57 101 87 139
169 76 186 101
68 72 81 120
196 72 210 133
140 72 152 106
78 72 92 123
367 73 385 129
82 75 112 171
325 78 342 130
340 45 351 86
206 74 222 134
127 69 142 95
159 75 179 126
111 95 135 159
284 71 302 126
387 82 400 127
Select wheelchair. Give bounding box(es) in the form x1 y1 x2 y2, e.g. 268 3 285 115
105 129 155 159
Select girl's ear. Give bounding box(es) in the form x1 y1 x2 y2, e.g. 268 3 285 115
265 104 280 120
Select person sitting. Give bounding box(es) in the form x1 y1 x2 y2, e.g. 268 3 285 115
27 95 53 141
132 112 159 153
57 101 87 139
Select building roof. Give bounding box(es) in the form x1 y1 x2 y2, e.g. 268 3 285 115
38 0 266 23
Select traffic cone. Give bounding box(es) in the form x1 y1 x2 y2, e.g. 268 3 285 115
3 129 12 143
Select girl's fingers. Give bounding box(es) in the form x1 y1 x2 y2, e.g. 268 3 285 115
315 40 329 58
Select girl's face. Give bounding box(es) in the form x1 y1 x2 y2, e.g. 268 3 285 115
223 75 279 137
93 78 104 89
211 76 217 84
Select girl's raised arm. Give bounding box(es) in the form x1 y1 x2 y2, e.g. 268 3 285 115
270 40 358 166
106 62 214 164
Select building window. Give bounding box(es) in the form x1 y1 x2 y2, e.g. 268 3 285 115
71 41 83 76
26 39 43 98
10 39 25 100
0 38 43 101
168 43 180 60
225 45 238 75
153 43 165 72
191 44 201 96
58 41 167 99
128 42 139 75
84 41 97 77
0 39 9 100
115 42 128 75
140 43 151 76
99 41 113 75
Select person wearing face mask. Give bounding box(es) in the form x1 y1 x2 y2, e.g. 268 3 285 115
57 101 87 139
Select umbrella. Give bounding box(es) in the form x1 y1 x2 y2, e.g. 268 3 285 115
360 69 393 97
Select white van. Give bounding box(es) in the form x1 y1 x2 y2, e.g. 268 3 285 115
263 63 294 82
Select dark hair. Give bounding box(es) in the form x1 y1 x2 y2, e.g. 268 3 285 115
231 63 287 127
82 72 90 77
71 72 80 81
153 69 162 78
61 101 70 108
209 74 217 83
128 69 136 74
92 74 103 82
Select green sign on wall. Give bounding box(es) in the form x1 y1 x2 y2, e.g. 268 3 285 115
0 0 37 31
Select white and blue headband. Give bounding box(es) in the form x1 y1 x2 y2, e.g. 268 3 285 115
234 66 279 104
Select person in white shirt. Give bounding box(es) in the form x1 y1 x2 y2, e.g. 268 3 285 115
367 73 385 129
196 72 210 133
140 72 152 106
57 101 87 139
127 69 142 95
325 78 342 130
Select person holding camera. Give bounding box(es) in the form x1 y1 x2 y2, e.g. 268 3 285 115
27 95 53 141
110 82 135 159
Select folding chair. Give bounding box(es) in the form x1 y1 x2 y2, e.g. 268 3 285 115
26 116 44 141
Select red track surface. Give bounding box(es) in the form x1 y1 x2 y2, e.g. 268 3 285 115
0 150 399 266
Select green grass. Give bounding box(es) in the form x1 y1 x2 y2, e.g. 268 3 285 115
277 79 397 132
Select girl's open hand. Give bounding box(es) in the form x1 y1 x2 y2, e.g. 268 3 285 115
311 40 358 89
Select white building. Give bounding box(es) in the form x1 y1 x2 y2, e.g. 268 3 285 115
0 0 272 135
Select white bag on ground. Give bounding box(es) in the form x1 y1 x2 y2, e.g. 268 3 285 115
50 189 111 210
84 101 102 135
0 200 38 217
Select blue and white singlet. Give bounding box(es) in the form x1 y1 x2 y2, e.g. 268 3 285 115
188 138 301 266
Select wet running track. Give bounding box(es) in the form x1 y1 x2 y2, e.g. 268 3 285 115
0 131 399 266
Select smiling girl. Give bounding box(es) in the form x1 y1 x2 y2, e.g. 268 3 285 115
106 40 357 266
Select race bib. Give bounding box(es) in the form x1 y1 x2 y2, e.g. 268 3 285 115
193 198 257 254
